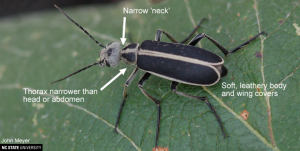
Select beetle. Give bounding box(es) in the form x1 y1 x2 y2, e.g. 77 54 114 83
52 5 267 147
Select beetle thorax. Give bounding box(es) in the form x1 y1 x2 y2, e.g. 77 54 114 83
121 43 139 65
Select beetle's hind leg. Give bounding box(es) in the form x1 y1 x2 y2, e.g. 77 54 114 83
138 72 162 147
114 67 139 132
171 81 229 138
229 31 267 53
187 31 267 56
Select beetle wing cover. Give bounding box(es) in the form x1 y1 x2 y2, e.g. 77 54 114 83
141 40 223 64
138 40 222 86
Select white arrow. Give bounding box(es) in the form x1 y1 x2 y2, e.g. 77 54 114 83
100 68 127 91
120 17 127 45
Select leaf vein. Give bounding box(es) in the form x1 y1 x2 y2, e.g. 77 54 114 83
253 0 277 147
1 84 142 151
202 86 280 151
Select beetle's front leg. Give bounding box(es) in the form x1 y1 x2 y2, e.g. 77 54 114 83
114 67 139 132
138 72 162 147
171 81 229 138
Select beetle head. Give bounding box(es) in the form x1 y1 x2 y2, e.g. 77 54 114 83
99 42 122 67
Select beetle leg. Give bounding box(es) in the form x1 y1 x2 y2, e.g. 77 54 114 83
180 18 208 44
155 29 178 43
138 72 162 147
171 81 230 138
188 33 230 56
229 31 267 53
155 18 207 43
188 31 267 56
114 67 139 133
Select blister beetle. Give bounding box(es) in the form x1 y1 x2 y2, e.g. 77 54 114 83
52 5 267 147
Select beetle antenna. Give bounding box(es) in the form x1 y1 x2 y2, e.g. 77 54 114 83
50 62 100 84
54 4 106 48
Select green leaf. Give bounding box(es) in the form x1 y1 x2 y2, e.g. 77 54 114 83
1 0 300 151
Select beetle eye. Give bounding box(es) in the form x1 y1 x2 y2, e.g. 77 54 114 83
105 60 111 67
